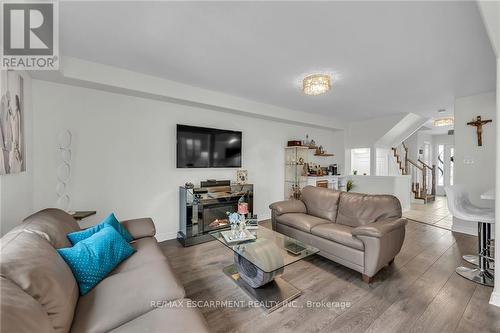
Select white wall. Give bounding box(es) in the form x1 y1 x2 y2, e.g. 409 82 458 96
375 148 390 176
477 0 499 308
404 130 435 163
432 134 454 146
346 114 406 149
492 56 500 307
454 92 496 207
0 71 34 235
453 91 496 234
347 175 412 211
32 80 344 241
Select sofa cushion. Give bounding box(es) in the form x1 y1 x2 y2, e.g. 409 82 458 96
0 277 55 333
0 231 79 333
58 226 136 295
18 208 81 249
310 223 364 250
120 218 156 240
110 237 167 275
336 192 402 227
70 259 186 333
276 213 329 233
300 186 341 222
67 213 133 245
110 299 210 333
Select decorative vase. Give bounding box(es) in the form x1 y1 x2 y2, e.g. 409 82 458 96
239 217 247 238
231 223 238 238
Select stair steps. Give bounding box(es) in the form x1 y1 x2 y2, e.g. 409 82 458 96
393 145 435 204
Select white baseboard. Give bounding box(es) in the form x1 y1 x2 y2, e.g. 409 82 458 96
155 232 178 242
490 290 500 307
258 213 271 221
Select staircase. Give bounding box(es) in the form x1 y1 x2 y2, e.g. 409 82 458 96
392 143 436 203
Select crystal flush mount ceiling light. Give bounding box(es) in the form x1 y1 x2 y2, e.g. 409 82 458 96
302 74 332 96
433 117 454 127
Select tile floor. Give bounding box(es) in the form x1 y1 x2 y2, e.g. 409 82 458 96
403 196 453 231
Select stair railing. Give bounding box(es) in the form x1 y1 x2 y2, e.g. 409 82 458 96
392 142 437 200
407 158 424 196
417 159 436 196
402 142 409 175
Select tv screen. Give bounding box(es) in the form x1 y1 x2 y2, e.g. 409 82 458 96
176 125 242 168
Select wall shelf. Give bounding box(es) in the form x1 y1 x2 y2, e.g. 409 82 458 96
314 153 334 157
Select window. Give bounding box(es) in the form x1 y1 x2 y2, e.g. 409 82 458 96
351 148 371 175
437 145 444 186
450 147 454 186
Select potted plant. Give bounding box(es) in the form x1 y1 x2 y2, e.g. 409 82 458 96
347 180 354 192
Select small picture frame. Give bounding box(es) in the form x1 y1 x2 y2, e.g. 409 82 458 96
236 169 248 184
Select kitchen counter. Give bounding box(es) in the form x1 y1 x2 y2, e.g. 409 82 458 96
307 175 346 190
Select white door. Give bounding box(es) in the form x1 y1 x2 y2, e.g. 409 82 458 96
436 144 454 196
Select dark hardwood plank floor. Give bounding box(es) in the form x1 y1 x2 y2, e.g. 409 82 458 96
160 220 500 333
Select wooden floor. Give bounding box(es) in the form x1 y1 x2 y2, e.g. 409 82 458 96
160 220 500 333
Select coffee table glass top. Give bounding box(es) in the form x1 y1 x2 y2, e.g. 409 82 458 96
210 227 319 273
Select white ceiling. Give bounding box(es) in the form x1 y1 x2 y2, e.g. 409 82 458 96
59 1 496 121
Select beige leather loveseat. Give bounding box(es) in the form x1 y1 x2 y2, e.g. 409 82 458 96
270 186 407 282
0 209 210 333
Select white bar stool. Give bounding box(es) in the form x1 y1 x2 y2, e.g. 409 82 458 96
445 185 495 287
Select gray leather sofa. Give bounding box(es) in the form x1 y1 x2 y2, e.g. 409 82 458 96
0 209 210 333
270 186 407 282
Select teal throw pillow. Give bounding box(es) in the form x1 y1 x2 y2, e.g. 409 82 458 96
67 213 133 245
57 226 135 295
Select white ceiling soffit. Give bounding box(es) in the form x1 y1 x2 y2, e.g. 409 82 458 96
478 0 500 56
376 113 429 147
31 57 345 130
55 1 496 121
345 112 428 148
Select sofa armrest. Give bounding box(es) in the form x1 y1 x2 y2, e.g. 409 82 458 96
352 218 407 277
351 218 407 238
120 218 156 240
269 200 307 216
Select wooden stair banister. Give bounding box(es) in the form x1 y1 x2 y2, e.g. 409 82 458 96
417 159 432 169
417 158 437 197
402 142 409 175
407 158 423 171
392 142 436 203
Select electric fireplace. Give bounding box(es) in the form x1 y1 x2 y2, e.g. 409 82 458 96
178 183 254 246
203 202 234 232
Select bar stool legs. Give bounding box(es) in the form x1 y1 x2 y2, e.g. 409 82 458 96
456 222 494 287
461 223 494 269
462 255 479 266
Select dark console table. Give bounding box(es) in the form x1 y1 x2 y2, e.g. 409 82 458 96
178 183 254 246
69 211 97 221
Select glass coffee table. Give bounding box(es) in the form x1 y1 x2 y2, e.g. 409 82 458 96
211 227 319 313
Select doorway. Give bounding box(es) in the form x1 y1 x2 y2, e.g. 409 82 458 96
436 144 454 196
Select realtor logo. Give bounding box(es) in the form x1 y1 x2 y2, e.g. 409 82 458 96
1 0 59 69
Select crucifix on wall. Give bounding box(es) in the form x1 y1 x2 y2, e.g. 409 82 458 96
467 116 492 147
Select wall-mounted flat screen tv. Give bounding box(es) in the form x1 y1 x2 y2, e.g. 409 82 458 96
176 124 242 168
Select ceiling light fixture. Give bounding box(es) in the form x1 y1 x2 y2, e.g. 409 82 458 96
434 117 454 127
303 74 332 96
